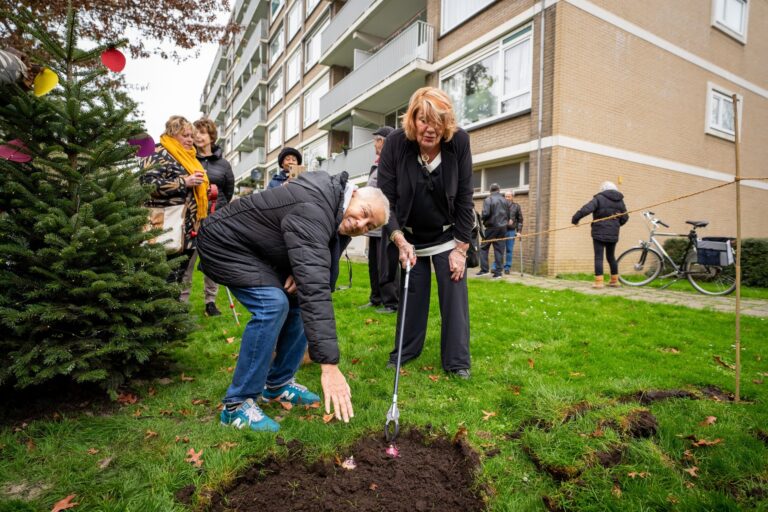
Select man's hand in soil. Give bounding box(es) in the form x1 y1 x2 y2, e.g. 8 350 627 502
320 364 353 422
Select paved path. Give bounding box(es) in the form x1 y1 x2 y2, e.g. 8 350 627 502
469 272 768 318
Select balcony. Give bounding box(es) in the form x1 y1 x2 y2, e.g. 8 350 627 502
235 0 264 47
233 106 267 151
320 0 426 68
319 141 375 178
209 95 225 124
205 71 224 107
233 64 267 115
234 20 267 80
234 147 266 181
318 21 434 129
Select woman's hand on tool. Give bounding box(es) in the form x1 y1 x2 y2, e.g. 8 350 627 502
321 364 354 423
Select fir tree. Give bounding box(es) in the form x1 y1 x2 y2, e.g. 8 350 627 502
0 7 192 394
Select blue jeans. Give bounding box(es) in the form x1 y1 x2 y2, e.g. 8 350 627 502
223 287 308 405
492 229 516 272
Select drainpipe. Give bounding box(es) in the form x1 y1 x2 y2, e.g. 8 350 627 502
533 0 546 275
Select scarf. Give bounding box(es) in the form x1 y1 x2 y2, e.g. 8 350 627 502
160 134 209 219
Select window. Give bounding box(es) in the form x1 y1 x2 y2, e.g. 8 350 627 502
303 135 328 171
440 25 532 129
441 0 494 34
384 105 408 129
706 83 741 141
304 74 329 127
268 70 283 109
306 0 321 17
268 117 283 153
305 17 330 69
286 47 302 90
474 161 529 193
269 26 284 67
712 0 748 41
270 0 285 23
286 1 303 42
285 101 300 140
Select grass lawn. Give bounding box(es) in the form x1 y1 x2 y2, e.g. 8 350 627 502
556 273 768 300
1 263 767 511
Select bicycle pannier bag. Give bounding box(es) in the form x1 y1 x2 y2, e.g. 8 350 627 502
696 238 734 266
146 204 186 254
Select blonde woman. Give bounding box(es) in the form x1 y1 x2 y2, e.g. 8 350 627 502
377 87 474 379
140 115 209 284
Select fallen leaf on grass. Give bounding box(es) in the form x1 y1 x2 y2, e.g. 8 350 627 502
177 409 192 417
116 392 138 405
147 387 156 396
667 495 679 504
682 449 695 462
759 372 768 377
660 347 680 354
157 377 173 385
346 371 357 380
753 378 764 385
226 337 235 344
569 372 584 377
97 457 113 470
51 494 78 511
699 416 717 426
304 402 320 410
191 399 210 406
225 366 234 373
475 430 493 440
185 448 204 467
428 375 440 382
683 466 699 478
322 414 334 424
453 425 468 444
216 442 238 452
627 471 649 479
527 358 535 369
144 430 158 440
713 355 735 370
133 408 143 418
230 353 239 360
351 358 362 365
510 385 521 395
180 373 195 382
86 448 99 455
420 365 434 371
279 402 293 411
25 438 36 451
692 438 723 447
589 427 604 438
611 483 622 498
175 436 190 444
364 318 379 325
159 409 174 416
684 481 696 488
482 410 496 421
399 368 409 376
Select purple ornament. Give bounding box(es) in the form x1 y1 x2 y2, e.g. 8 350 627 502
128 134 155 157
0 139 32 163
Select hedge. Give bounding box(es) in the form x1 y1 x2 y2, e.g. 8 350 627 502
662 238 768 288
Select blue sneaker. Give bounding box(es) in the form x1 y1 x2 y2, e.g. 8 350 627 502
262 381 320 406
220 399 279 432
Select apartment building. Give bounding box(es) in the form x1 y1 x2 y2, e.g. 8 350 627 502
202 0 767 275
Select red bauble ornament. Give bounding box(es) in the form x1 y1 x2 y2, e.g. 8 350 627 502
101 47 126 72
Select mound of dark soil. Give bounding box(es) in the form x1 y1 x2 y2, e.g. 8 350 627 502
207 429 485 512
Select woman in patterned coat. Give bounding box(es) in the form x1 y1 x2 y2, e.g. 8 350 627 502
140 116 209 284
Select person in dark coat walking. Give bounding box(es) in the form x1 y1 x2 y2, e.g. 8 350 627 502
478 183 508 279
572 181 629 288
378 87 474 379
268 147 302 189
197 171 388 432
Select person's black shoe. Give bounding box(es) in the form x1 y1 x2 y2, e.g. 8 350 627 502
449 369 471 379
492 274 503 279
358 302 380 309
376 306 397 314
205 302 222 317
504 269 511 275
476 271 489 276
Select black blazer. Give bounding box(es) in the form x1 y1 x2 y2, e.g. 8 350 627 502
378 127 475 244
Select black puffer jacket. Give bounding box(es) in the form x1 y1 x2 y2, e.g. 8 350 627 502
572 190 629 243
197 145 234 211
196 171 350 364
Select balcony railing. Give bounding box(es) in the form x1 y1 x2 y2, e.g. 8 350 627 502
233 106 266 150
319 141 375 177
237 0 261 45
205 71 224 106
234 20 267 79
235 147 266 181
319 21 434 121
233 64 267 114
320 0 373 57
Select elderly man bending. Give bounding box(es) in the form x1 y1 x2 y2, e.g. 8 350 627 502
197 171 388 432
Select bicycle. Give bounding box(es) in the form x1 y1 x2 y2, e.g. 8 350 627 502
616 211 736 296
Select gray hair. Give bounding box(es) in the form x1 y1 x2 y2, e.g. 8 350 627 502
600 181 618 192
355 186 390 226
489 183 500 192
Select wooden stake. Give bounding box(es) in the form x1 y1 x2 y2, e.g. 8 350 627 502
731 93 742 403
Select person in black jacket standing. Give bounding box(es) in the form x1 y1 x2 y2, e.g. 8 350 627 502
197 171 388 432
378 87 474 379
572 181 629 288
478 183 508 279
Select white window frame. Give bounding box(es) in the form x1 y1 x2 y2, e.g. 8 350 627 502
285 100 301 140
439 24 533 130
268 117 283 153
286 1 303 43
303 135 329 171
270 0 285 24
474 160 529 194
306 0 321 18
268 69 283 110
269 26 284 67
286 47 302 90
711 0 748 43
441 0 495 35
305 17 329 70
303 73 330 128
705 82 742 142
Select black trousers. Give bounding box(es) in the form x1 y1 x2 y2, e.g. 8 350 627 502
480 226 507 276
388 248 470 372
167 249 195 285
367 237 399 307
593 240 618 276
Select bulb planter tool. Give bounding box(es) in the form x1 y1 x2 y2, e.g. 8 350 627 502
385 260 411 444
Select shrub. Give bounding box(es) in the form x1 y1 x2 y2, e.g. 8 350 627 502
663 238 768 288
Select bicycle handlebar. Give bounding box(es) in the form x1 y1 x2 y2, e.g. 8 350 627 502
642 211 669 229
658 220 670 228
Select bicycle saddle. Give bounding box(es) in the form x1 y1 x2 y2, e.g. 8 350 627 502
685 220 709 228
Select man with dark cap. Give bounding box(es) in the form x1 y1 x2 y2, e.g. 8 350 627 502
477 183 509 279
360 126 399 313
268 147 303 189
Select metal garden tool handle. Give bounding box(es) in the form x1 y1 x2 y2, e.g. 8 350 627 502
384 260 411 443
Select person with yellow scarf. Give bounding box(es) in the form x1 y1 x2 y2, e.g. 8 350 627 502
140 115 210 286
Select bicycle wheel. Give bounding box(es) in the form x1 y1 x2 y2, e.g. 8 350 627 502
617 247 663 286
685 254 736 296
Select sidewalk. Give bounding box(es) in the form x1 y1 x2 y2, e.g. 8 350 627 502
469 272 768 318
